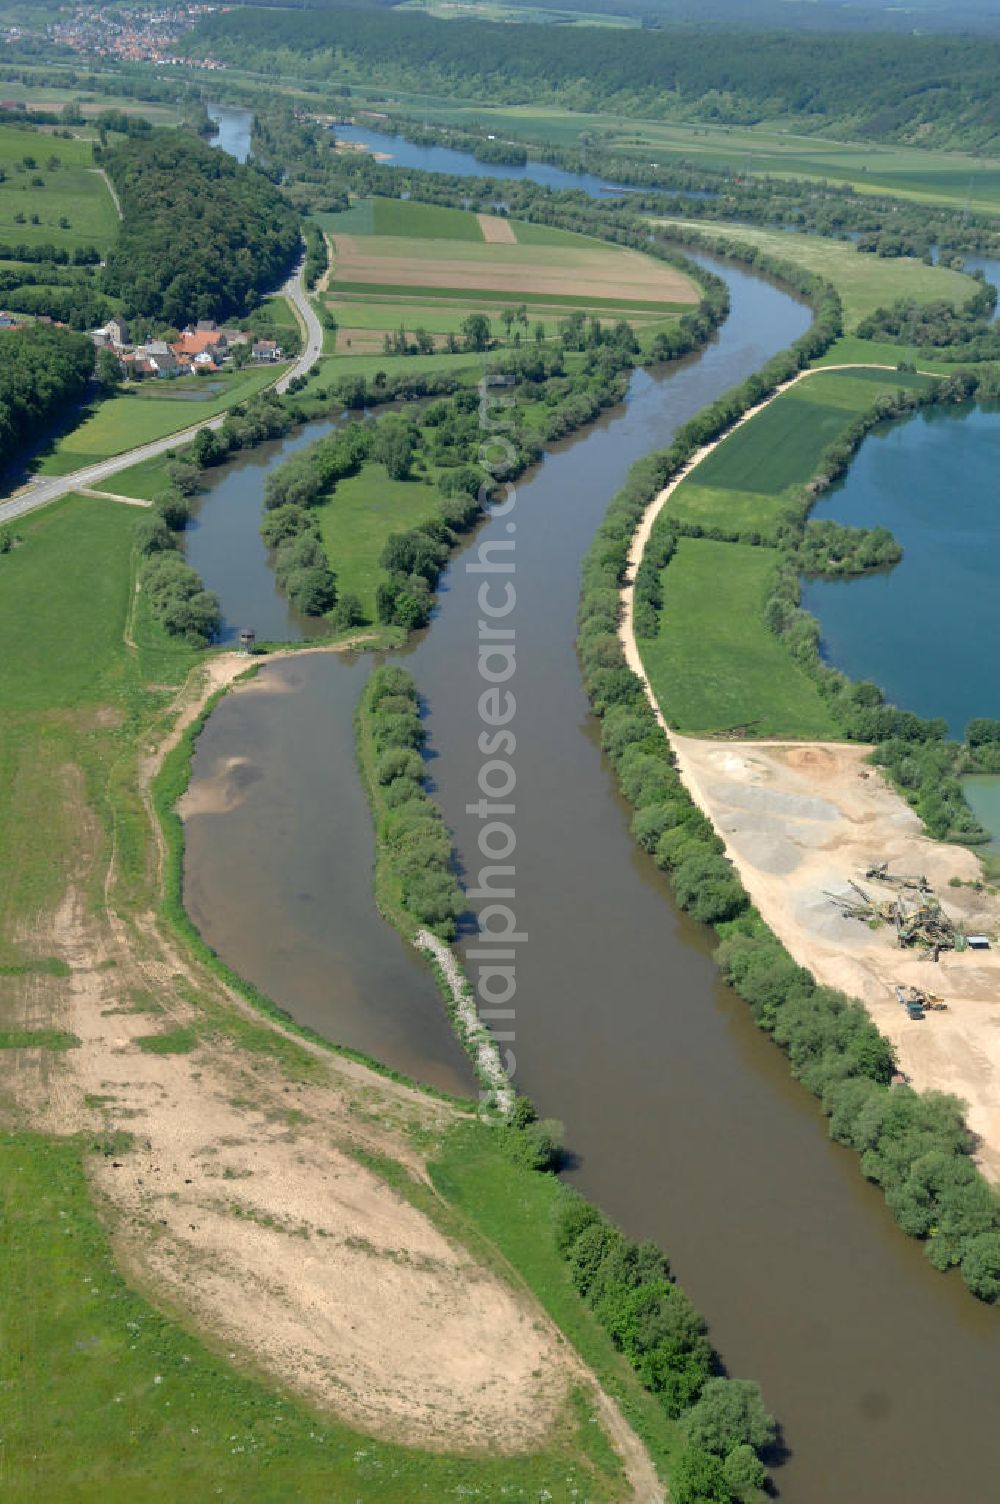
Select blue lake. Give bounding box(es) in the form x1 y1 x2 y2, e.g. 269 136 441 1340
802 402 1000 738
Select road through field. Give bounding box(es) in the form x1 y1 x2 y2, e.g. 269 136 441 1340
0 259 321 527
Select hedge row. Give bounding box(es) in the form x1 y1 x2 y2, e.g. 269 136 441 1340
552 1191 775 1504
356 665 465 939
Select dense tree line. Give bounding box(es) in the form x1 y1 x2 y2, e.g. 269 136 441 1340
302 222 328 291
555 1192 775 1502
99 131 301 325
358 666 465 935
135 503 220 648
0 324 94 469
189 10 1000 147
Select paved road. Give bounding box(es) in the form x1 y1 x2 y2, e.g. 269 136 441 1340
0 259 321 527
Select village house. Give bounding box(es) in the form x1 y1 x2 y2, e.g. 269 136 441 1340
251 338 282 362
171 327 229 364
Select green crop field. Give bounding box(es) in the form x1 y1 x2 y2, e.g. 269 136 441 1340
648 364 940 738
34 368 279 476
371 195 485 239
642 537 841 738
690 369 933 497
659 220 981 330
318 195 692 369
0 123 119 255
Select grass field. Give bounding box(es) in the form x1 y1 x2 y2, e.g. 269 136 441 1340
0 122 118 255
34 368 280 476
659 220 981 330
643 537 841 738
0 493 195 951
315 463 444 616
646 365 942 738
688 368 933 501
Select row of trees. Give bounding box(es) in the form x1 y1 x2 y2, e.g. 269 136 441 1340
555 1192 775 1503
100 131 302 325
135 508 221 648
0 325 94 470
359 665 465 936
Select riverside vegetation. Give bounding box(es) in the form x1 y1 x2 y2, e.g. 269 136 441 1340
577 261 1000 1298
354 661 779 1502
0 480 777 1502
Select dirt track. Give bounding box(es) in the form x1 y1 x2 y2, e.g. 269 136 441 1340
618 363 1000 1180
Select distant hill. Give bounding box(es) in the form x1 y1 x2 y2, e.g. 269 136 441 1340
227 0 1000 33
189 8 1000 147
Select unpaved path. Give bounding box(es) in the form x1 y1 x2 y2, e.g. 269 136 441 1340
620 362 1000 1181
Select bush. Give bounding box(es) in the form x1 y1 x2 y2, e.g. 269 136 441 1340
683 1378 776 1457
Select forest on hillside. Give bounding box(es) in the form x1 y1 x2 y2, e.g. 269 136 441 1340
100 133 301 325
188 9 1000 146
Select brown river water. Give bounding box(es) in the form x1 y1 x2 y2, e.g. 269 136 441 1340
182 257 1000 1501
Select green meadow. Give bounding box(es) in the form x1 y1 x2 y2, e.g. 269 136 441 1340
663 369 936 529
0 123 119 255
643 538 841 738
315 463 444 617
35 368 279 476
647 365 937 738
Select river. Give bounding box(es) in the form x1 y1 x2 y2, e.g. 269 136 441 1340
187 127 1000 1501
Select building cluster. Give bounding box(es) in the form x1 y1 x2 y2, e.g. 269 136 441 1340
42 4 225 67
92 315 283 376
